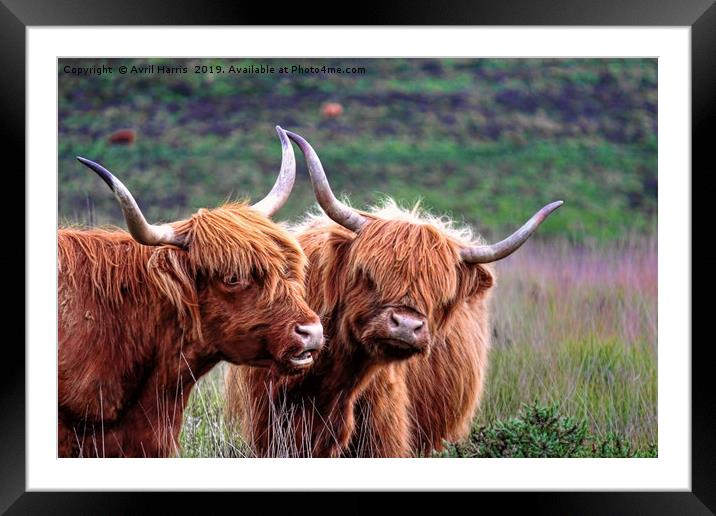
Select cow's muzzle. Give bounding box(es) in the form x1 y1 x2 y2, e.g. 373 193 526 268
373 308 429 357
289 323 324 367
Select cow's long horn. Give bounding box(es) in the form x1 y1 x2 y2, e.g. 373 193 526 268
285 130 368 233
460 201 564 263
77 157 184 248
250 126 296 218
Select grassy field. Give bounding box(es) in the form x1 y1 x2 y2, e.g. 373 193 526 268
472 235 657 454
59 57 656 244
58 58 658 457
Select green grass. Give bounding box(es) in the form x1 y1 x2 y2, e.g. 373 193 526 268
476 337 656 451
178 363 251 458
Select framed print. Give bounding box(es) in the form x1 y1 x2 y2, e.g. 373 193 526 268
6 0 712 513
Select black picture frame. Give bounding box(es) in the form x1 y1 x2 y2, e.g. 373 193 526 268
6 0 711 513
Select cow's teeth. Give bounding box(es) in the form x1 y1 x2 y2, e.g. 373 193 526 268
290 351 314 366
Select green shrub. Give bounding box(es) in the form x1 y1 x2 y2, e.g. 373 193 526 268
434 402 656 458
582 432 657 458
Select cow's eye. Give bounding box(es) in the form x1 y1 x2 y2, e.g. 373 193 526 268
223 274 248 288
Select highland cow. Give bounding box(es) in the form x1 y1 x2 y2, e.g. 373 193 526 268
58 127 323 458
225 131 562 457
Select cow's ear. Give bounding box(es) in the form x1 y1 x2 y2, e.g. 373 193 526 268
475 263 494 292
458 262 494 299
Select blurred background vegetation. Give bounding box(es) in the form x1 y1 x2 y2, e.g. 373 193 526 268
59 58 658 457
58 58 656 245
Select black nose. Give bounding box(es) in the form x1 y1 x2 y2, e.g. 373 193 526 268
294 323 324 351
388 311 426 344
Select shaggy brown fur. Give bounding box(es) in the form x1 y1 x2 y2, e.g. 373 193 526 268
58 202 320 457
225 202 494 457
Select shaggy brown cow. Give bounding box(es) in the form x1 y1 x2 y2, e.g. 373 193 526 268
225 131 562 457
58 127 323 458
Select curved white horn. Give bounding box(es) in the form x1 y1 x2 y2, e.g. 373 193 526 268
250 126 297 218
77 157 184 247
285 130 368 233
460 201 563 263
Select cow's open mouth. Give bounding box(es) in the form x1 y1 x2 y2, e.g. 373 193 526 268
289 350 315 367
